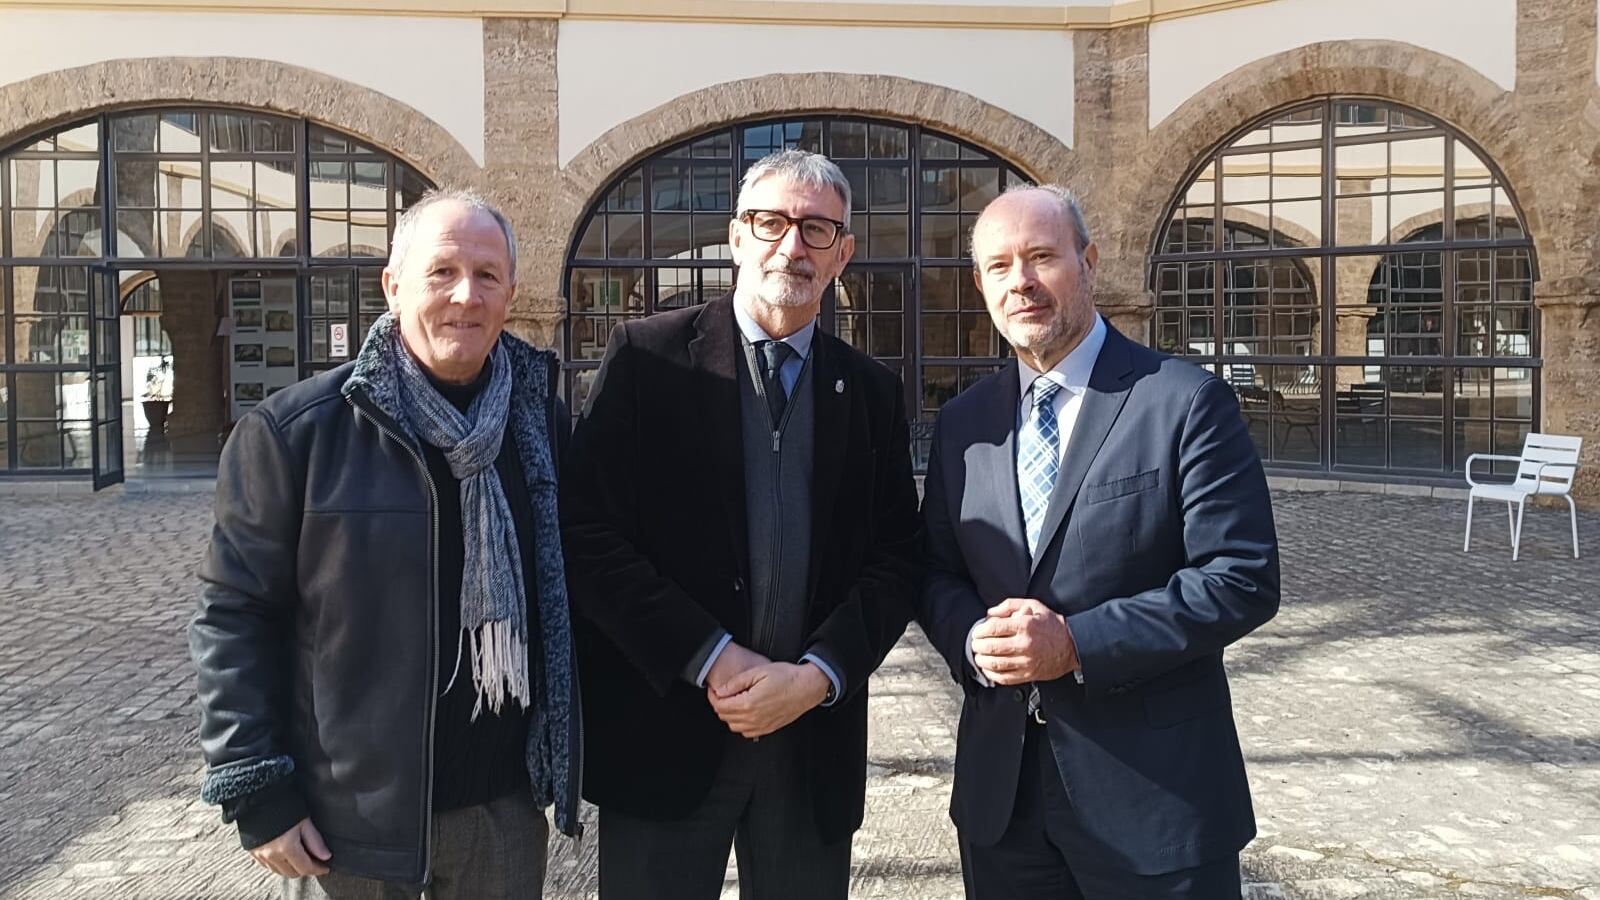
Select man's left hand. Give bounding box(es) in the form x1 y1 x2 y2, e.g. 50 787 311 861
708 661 830 739
970 597 1079 685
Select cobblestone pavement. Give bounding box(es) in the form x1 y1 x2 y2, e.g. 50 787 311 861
1 489 1597 899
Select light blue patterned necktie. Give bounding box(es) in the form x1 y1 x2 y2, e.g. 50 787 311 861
1019 377 1065 557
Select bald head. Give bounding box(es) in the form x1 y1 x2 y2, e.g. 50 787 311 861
969 184 1099 374
970 185 1091 261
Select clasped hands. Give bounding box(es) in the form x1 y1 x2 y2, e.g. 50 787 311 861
970 597 1079 685
705 642 830 740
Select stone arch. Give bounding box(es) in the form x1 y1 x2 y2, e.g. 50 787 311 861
0 56 481 188
556 73 1078 252
1135 40 1541 269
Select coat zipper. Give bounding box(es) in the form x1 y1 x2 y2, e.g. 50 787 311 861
347 393 440 883
751 354 803 656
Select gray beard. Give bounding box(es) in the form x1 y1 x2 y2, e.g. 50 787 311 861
757 272 819 308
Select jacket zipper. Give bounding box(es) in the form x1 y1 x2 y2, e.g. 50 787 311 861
751 355 803 656
347 393 440 883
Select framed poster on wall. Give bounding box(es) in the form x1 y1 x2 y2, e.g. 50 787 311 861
228 276 299 421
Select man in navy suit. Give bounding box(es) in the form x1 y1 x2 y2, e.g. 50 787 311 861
918 184 1280 899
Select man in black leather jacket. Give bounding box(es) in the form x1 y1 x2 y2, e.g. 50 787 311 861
190 190 579 899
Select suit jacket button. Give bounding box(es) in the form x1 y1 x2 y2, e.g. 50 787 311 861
733 577 744 593
1014 688 1027 703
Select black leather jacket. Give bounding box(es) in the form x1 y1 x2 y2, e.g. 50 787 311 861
190 338 580 885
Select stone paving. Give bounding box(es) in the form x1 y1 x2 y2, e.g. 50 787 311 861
0 488 1597 899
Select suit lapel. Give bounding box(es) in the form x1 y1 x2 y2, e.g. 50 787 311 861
806 332 850 600
982 362 1032 586
687 294 750 576
1028 324 1136 578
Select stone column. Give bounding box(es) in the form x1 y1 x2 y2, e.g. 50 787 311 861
481 18 567 358
1074 24 1155 340
1534 285 1600 503
1512 0 1600 504
159 270 225 443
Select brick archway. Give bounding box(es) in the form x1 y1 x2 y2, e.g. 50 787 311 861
556 72 1079 251
0 56 480 187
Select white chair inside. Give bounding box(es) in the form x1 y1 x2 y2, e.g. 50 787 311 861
1463 433 1583 561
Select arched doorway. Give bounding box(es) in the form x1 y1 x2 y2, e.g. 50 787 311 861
563 116 1031 469
1150 99 1537 479
0 108 433 484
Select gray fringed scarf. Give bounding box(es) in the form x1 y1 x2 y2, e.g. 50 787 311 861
394 339 530 718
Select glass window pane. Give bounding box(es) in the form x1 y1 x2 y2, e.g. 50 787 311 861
607 215 643 258
869 167 909 212
112 114 159 153
1493 367 1533 419
921 215 960 258
1220 153 1270 203
922 266 958 311
56 160 100 207
921 167 958 213
830 122 867 159
1184 163 1216 207
210 161 253 209
922 314 957 357
1390 419 1443 470
9 159 54 207
652 214 691 258
309 161 349 207
349 215 387 258
920 135 959 160
868 124 908 160
159 112 201 153
959 168 1000 213
1388 137 1445 192
1335 195 1387 247
310 212 348 257
868 215 908 258
959 314 996 357
351 162 389 209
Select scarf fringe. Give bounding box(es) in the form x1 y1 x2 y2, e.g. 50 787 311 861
469 620 532 720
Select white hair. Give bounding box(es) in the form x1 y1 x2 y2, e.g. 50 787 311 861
735 149 853 229
388 188 518 279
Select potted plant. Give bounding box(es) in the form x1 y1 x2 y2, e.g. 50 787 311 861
143 356 173 432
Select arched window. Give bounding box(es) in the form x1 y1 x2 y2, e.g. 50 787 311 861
565 116 1030 468
1151 100 1537 477
1 108 432 478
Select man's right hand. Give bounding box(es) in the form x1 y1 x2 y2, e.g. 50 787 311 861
705 641 769 697
250 818 331 877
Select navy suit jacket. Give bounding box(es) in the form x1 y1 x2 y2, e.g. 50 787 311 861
919 320 1280 875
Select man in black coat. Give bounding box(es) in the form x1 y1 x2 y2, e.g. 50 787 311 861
561 149 921 900
919 185 1280 898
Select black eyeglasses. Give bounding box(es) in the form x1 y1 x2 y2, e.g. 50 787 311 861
739 210 847 250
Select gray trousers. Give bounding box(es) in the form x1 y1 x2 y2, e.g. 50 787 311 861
282 792 549 900
598 730 852 900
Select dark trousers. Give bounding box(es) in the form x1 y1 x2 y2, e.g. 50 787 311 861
281 792 549 900
598 729 851 900
960 723 1242 900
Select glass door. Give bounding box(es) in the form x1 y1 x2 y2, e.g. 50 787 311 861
90 267 123 489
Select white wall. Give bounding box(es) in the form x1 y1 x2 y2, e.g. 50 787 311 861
0 9 485 166
1148 0 1518 128
556 21 1074 167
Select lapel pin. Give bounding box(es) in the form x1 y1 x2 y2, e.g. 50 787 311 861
835 379 845 394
